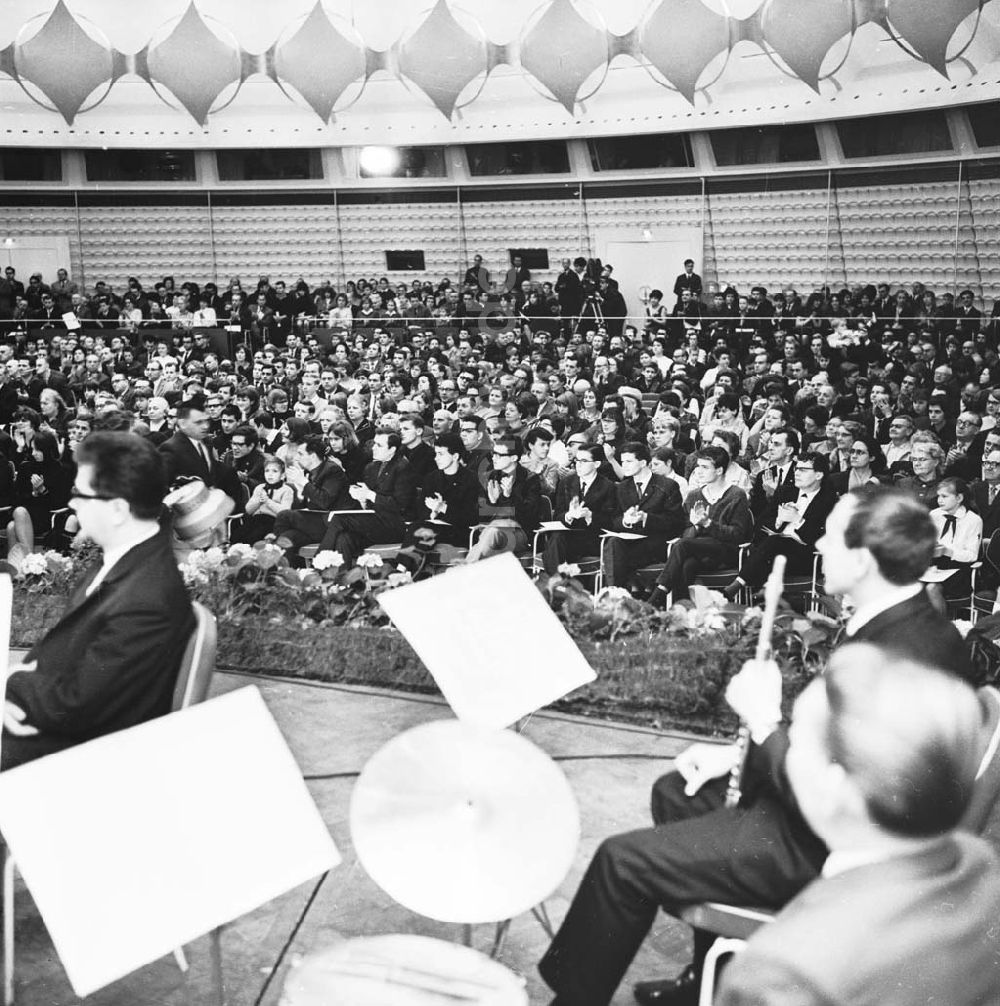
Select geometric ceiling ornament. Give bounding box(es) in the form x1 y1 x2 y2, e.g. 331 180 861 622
759 0 856 91
144 2 243 126
396 0 489 119
638 0 733 104
884 0 983 75
519 0 610 112
12 0 115 123
272 2 367 122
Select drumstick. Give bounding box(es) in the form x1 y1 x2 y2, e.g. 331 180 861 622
724 555 786 809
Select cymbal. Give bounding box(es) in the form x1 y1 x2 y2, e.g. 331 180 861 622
279 934 528 1005
349 719 579 924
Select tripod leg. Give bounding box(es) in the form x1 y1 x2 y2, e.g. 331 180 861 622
490 920 512 959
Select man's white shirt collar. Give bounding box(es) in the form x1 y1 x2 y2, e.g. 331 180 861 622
845 582 922 637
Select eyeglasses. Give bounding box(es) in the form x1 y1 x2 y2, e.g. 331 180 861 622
957 419 980 427
849 448 869 456
794 466 816 473
492 451 513 458
70 486 116 502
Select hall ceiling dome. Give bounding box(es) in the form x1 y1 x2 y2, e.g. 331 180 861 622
0 0 996 147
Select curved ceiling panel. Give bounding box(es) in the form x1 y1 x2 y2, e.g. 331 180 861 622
0 0 995 146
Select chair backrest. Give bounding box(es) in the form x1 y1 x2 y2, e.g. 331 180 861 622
172 602 217 712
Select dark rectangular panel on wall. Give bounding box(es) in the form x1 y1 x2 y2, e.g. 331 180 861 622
84 150 197 182
358 147 447 179
968 103 1000 148
836 110 953 158
588 133 694 170
0 149 62 182
466 141 570 176
385 250 426 270
710 124 820 166
217 149 323 181
509 248 549 269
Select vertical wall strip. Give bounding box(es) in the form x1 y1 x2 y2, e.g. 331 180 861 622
822 170 833 289
73 190 85 292
334 189 346 289
456 185 464 278
206 190 218 286
953 160 963 293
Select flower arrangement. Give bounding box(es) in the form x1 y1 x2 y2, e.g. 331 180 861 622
17 550 78 595
176 541 412 627
534 569 844 680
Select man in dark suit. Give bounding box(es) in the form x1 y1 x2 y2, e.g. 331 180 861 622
158 400 241 507
398 414 435 494
2 432 195 770
418 434 480 548
539 487 971 1006
603 442 685 588
971 447 1000 539
724 452 835 598
318 429 416 566
271 436 350 554
747 429 798 522
542 444 616 574
718 645 1000 1006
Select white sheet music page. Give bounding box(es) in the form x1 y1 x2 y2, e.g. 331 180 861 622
0 686 339 997
378 552 596 728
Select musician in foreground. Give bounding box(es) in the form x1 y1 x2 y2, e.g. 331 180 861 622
717 645 1000 1005
538 486 972 1006
2 432 195 770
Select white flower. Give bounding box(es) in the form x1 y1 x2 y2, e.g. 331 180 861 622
178 563 209 587
227 543 254 560
312 550 344 571
558 563 581 577
203 546 226 568
298 568 315 581
596 586 630 603
386 570 413 588
356 552 385 570
952 619 974 639
703 611 727 632
20 554 47 576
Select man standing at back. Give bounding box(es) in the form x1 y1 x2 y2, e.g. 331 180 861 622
2 433 194 770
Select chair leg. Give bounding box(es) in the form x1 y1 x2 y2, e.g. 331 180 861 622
698 937 746 1006
3 846 14 1006
208 927 224 1006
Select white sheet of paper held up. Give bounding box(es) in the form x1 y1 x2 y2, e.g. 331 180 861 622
378 552 596 728
0 686 339 997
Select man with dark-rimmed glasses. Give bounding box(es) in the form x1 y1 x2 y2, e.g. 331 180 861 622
1 432 194 770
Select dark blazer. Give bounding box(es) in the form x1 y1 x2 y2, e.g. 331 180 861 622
610 472 685 539
718 835 1000 1006
421 465 480 545
850 589 973 681
158 431 241 506
401 441 436 494
971 479 1000 537
759 484 836 549
478 465 543 533
553 473 616 534
4 529 195 767
297 457 349 512
364 453 417 529
748 464 794 522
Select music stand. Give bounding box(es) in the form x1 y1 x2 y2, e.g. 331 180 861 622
0 686 339 999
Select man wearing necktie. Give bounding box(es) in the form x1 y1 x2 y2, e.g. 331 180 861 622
749 429 798 522
540 487 972 1006
158 401 242 509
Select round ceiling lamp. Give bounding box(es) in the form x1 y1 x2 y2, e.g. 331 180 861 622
358 146 402 176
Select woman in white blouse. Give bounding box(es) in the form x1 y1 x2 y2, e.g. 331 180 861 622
928 477 983 604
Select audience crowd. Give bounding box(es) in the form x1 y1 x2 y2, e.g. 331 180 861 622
2 259 1000 603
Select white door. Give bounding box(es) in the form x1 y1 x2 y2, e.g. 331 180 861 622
597 228 704 323
1 235 72 288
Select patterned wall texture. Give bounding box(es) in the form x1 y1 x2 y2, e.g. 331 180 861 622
0 174 997 305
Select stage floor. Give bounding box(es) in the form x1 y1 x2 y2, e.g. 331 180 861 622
6 667 705 1005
